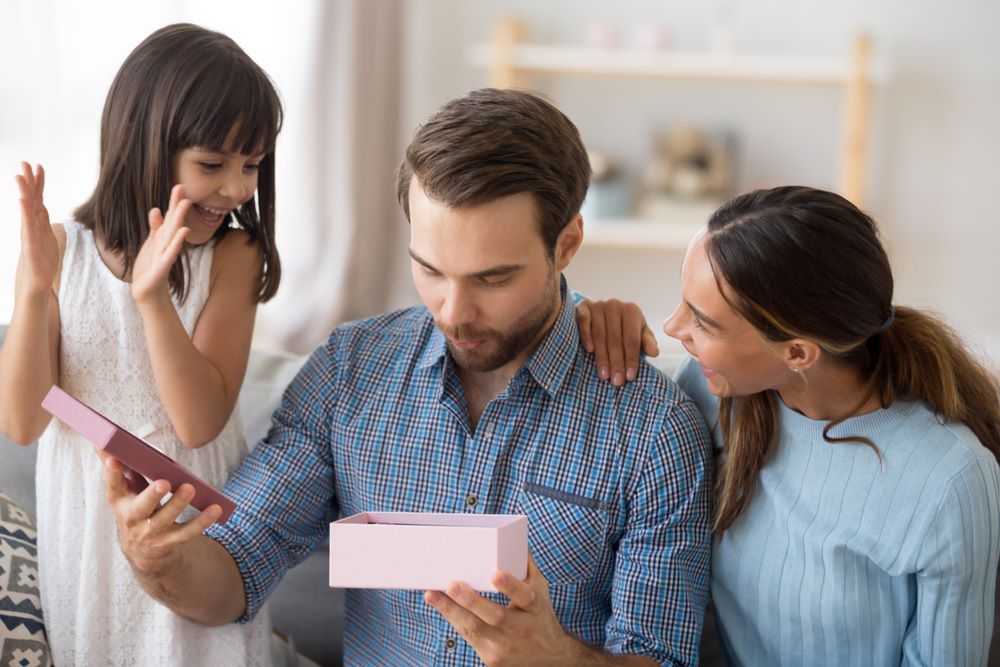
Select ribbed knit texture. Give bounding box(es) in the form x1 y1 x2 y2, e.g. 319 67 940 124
676 357 1000 666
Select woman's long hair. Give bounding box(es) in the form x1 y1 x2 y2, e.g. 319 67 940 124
706 186 1000 531
74 23 282 302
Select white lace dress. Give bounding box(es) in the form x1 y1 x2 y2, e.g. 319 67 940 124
36 222 271 666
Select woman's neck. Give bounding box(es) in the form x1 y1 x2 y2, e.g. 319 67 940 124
776 357 881 422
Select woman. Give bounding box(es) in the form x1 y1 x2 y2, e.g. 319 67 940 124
580 186 1000 666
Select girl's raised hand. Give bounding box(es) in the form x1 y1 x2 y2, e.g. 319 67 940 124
131 184 191 306
577 298 659 386
15 162 60 296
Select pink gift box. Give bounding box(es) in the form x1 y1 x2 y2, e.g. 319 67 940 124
40 385 236 524
329 512 528 591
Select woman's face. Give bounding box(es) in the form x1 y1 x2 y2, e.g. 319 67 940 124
663 231 793 398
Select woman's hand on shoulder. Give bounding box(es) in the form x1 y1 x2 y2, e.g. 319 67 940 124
14 162 60 298
132 184 191 307
576 298 659 386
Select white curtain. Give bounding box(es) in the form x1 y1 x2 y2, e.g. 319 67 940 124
258 0 407 354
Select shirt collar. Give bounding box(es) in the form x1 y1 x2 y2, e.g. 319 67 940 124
518 276 577 397
414 276 579 398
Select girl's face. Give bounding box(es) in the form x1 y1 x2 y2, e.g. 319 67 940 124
172 146 264 244
663 231 793 397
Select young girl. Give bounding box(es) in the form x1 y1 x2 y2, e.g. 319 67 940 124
580 186 1000 666
0 24 282 665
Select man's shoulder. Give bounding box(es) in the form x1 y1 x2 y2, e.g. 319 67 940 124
323 305 435 356
565 348 705 428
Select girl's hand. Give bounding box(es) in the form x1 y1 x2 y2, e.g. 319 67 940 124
15 163 60 296
132 184 191 306
577 299 659 386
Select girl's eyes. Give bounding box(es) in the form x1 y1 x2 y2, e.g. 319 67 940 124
197 162 262 172
692 317 710 333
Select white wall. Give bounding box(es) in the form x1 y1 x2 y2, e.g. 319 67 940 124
389 0 1000 370
2 0 997 370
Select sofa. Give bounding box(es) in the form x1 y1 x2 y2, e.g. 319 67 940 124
4 322 994 666
0 324 345 666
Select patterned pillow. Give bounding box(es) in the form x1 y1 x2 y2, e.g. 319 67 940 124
0 492 51 667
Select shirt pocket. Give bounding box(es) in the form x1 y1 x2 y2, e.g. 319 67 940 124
517 481 609 586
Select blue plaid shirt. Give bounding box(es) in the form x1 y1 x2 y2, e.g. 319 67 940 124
208 282 714 666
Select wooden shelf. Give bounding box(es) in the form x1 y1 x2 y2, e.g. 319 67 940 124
583 219 702 250
472 18 881 207
469 44 887 86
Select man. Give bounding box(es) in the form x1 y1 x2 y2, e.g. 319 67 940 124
104 88 714 665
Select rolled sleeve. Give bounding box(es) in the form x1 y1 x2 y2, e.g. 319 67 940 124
606 396 714 666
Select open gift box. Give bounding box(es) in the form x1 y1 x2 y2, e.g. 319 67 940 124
329 512 528 591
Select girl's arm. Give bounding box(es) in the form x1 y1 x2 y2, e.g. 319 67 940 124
0 164 63 445
131 185 261 449
576 298 658 386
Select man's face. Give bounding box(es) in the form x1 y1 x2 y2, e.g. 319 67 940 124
408 177 569 374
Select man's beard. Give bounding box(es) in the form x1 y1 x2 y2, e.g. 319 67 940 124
437 276 561 373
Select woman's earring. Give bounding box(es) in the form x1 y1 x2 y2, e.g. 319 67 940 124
791 367 801 374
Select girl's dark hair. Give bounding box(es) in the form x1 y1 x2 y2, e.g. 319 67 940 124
396 88 591 260
706 186 1000 531
75 23 282 302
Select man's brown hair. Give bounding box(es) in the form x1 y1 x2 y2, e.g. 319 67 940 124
396 88 591 258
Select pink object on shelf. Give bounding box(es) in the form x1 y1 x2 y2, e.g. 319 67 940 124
40 385 236 524
329 512 528 591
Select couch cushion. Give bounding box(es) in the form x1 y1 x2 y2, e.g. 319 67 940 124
0 492 50 667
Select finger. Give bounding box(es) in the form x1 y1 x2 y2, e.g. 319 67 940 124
102 456 133 503
604 301 627 386
35 164 45 195
589 305 610 381
641 325 660 358
492 569 537 612
622 304 645 382
576 301 594 352
444 581 509 627
159 225 190 268
124 477 172 524
151 483 196 528
170 183 185 210
148 207 164 232
169 504 223 541
165 197 192 236
424 589 491 642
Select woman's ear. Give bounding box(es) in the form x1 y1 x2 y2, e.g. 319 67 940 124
782 339 823 372
554 214 584 271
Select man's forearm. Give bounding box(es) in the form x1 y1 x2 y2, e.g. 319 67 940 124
569 637 660 666
131 535 247 627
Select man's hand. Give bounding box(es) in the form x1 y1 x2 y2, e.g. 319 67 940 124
425 552 579 666
103 455 220 595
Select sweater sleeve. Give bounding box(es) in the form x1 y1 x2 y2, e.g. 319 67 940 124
903 453 1000 667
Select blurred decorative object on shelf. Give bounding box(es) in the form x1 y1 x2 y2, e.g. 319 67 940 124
581 149 631 221
631 23 670 51
586 19 618 49
642 126 734 204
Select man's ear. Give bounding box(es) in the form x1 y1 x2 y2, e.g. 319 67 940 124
554 214 583 271
781 339 823 372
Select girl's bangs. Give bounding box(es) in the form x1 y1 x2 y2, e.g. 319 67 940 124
176 57 281 156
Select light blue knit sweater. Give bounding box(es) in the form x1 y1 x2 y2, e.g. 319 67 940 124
675 357 1000 666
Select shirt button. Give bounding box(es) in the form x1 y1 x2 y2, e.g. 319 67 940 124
465 494 478 507
445 638 457 650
